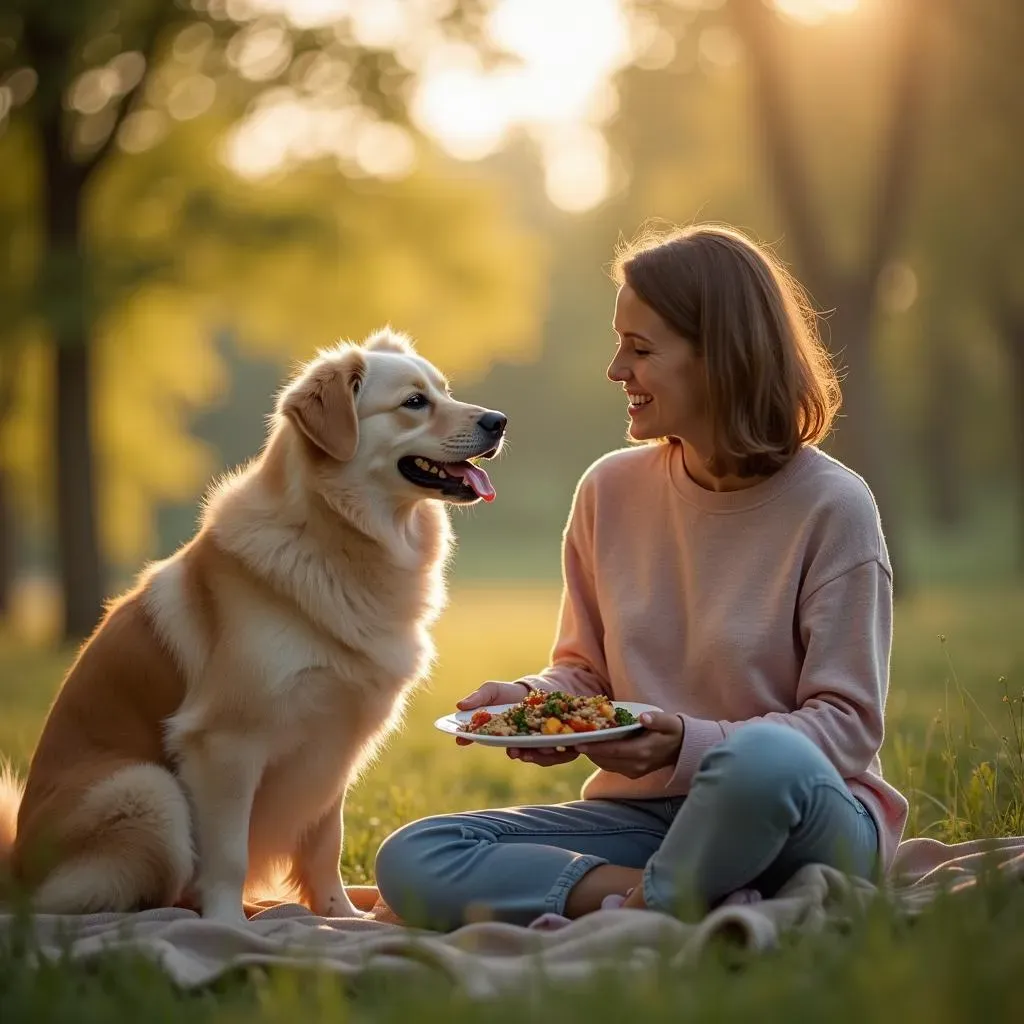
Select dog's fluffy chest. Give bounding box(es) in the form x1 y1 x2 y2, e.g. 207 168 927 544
148 553 435 722
225 590 426 704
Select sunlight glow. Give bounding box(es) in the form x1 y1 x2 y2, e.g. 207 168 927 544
68 68 122 115
773 0 860 25
225 19 294 81
221 86 417 180
352 120 418 179
117 109 170 153
411 0 632 210
231 0 863 210
232 0 634 210
166 75 217 121
488 0 630 124
536 124 612 214
411 63 510 162
252 0 346 31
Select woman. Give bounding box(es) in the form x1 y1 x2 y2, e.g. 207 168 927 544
374 224 909 930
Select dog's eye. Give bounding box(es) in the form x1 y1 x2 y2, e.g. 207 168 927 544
403 393 430 410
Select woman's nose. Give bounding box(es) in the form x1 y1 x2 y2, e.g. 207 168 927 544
607 357 631 382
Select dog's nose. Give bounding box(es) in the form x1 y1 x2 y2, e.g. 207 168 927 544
477 411 507 438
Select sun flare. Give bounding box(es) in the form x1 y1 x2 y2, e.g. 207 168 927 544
234 0 863 210
773 0 861 25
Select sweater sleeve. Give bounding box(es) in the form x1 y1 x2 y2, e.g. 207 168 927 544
517 484 610 698
669 558 892 789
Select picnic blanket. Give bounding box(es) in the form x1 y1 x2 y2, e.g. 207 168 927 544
3 835 1023 997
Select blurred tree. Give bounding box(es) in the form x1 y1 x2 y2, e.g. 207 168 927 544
0 0 541 638
919 318 965 531
726 0 933 585
0 355 19 616
0 120 40 616
928 1 1024 567
878 0 1024 563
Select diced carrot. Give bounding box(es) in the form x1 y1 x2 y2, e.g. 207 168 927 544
568 718 597 733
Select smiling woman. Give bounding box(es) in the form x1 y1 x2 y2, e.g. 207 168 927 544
608 225 839 485
373 223 907 934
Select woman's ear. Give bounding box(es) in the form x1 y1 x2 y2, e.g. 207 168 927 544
280 348 366 462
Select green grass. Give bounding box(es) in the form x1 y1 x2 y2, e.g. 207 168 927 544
2 581 1024 1021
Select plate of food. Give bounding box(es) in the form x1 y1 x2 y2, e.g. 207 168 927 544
434 691 663 748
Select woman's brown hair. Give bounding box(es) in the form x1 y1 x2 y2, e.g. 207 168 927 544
611 224 841 477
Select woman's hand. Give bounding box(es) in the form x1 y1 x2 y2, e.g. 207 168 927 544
454 680 532 747
512 712 684 772
507 745 580 767
454 681 581 765
581 712 684 779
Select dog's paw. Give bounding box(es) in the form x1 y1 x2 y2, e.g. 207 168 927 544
313 891 362 919
201 891 249 926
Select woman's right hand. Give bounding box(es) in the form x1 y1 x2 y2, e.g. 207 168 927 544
454 681 531 746
456 680 532 713
454 680 580 765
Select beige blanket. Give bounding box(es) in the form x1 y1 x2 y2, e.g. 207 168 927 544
3 836 1023 997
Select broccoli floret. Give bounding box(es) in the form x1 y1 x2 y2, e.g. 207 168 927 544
613 707 637 727
510 707 530 734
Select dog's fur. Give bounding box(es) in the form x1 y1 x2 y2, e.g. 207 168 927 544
0 329 504 922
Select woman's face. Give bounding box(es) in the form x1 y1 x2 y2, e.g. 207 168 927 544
608 284 710 445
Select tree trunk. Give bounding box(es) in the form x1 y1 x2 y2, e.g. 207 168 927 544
820 295 906 589
1015 347 1024 576
41 119 105 640
22 5 180 641
922 328 966 530
0 467 14 618
0 351 21 620
55 342 104 637
1000 308 1024 575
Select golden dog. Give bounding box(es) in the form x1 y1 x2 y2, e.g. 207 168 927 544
0 328 505 922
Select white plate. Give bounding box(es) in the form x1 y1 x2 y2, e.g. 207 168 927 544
434 701 662 748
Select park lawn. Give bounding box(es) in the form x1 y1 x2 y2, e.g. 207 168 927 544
2 580 1024 1022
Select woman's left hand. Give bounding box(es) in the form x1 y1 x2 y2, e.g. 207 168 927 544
581 712 685 779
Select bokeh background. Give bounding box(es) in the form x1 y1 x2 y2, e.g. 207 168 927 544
1 2 1023 837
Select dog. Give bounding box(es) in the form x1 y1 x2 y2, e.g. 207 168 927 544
0 328 505 922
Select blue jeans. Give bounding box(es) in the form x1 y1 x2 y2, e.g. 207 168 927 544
375 722 879 930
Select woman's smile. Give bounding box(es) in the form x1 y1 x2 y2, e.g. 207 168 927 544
626 391 653 415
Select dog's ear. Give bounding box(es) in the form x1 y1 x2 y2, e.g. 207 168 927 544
280 348 366 462
363 327 415 355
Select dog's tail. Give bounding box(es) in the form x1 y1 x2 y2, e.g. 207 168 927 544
0 760 23 879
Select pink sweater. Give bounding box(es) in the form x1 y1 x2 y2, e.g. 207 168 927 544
520 441 909 871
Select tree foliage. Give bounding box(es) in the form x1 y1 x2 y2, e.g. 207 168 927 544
0 0 543 631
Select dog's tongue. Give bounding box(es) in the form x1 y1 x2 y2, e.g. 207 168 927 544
447 462 496 502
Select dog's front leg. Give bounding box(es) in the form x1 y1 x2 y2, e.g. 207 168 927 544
176 732 265 924
292 791 360 918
